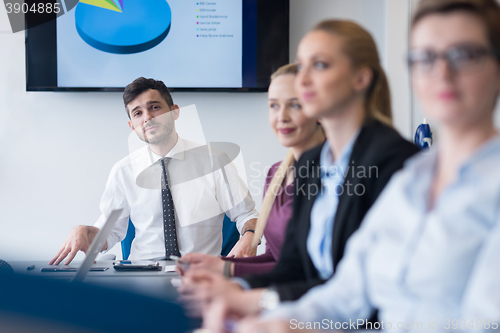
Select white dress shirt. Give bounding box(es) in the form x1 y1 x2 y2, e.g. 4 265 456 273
265 135 500 332
94 136 258 260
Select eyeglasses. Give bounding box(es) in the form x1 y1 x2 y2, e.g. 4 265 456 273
407 44 499 75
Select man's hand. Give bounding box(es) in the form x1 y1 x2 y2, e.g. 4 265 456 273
202 296 234 333
179 253 225 276
48 225 104 265
227 218 258 258
201 289 269 333
178 270 243 317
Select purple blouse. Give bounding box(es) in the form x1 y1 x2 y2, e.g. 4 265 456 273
226 161 294 277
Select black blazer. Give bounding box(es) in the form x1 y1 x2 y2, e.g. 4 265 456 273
243 119 420 301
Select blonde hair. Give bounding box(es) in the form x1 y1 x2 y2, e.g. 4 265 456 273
270 63 299 80
312 20 393 126
252 149 294 247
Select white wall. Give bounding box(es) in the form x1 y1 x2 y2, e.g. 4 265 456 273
386 0 412 137
0 0 414 261
289 0 387 64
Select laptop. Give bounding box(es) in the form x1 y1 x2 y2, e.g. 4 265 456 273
41 209 123 283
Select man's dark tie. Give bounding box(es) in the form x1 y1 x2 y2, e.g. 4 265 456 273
160 158 181 257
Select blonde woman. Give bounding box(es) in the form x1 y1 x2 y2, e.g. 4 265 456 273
180 64 325 277
182 19 419 321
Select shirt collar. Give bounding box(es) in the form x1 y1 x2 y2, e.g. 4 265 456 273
458 133 500 177
320 129 360 178
131 136 186 183
406 133 500 180
402 133 500 211
149 135 186 164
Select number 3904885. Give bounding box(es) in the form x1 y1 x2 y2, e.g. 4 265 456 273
5 2 61 14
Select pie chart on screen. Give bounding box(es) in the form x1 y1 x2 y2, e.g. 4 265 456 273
75 0 172 54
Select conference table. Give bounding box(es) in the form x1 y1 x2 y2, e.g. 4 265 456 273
8 260 180 300
3 260 204 332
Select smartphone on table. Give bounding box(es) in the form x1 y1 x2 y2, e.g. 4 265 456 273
112 261 162 271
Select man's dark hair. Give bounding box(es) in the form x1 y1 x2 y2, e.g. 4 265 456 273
123 77 174 118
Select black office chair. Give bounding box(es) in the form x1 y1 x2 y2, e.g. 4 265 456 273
122 214 240 260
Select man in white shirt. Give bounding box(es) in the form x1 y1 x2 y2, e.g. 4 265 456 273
50 77 259 264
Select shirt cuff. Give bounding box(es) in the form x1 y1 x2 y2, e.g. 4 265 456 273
231 277 252 290
235 210 259 234
98 234 115 254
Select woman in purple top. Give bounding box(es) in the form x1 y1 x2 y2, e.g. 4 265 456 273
228 161 295 276
181 63 325 277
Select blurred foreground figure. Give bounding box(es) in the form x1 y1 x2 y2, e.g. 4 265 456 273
0 271 189 333
204 0 500 332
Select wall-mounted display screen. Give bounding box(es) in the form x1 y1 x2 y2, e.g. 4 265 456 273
25 0 289 92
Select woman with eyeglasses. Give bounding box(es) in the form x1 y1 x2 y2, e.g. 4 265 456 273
209 0 500 331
